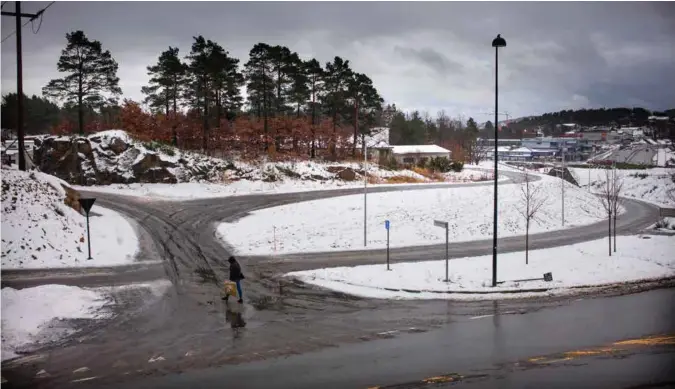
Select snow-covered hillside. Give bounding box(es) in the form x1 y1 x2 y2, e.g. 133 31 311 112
1 168 139 269
570 167 675 207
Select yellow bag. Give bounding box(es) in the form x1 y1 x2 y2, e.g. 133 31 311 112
223 281 238 298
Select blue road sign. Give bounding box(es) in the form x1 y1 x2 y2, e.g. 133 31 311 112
385 220 390 230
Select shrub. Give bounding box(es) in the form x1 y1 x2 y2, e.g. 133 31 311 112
381 156 399 170
427 156 452 173
385 175 424 184
450 161 464 172
416 158 428 169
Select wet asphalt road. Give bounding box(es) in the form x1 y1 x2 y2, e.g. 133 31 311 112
77 288 675 389
0 170 668 388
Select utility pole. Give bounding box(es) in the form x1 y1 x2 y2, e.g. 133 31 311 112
561 142 565 226
2 1 42 171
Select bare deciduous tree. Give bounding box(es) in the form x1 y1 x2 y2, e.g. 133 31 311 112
610 168 624 253
519 171 547 264
599 167 622 256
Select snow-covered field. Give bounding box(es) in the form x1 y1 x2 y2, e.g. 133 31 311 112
219 173 610 255
1 169 139 269
286 235 675 300
1 284 111 361
570 167 675 207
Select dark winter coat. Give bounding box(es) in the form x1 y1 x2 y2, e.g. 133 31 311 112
229 260 245 282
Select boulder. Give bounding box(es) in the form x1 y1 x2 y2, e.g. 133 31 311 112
109 137 128 154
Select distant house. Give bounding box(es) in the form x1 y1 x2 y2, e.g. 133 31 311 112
387 145 452 165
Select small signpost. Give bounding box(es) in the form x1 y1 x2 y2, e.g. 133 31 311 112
433 220 450 282
78 198 96 260
385 220 390 270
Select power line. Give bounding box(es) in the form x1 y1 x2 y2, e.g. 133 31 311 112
1 1 54 43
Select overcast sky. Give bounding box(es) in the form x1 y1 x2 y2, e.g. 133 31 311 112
2 1 674 119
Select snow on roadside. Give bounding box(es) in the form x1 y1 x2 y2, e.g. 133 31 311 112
286 235 675 301
1 169 139 269
74 166 499 200
219 173 610 255
1 284 112 361
570 167 675 208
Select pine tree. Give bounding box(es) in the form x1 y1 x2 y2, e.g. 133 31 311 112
269 45 294 116
141 47 187 116
348 72 383 156
287 53 310 118
208 43 244 124
322 56 352 156
244 43 275 148
304 59 324 158
1 93 62 135
42 30 122 134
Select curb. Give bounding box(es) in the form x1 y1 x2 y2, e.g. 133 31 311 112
290 275 675 297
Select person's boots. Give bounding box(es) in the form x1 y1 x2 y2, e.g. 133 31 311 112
237 298 243 304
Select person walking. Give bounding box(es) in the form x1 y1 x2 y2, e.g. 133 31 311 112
226 256 245 303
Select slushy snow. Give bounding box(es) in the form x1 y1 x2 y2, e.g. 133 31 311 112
1 284 112 361
286 235 675 300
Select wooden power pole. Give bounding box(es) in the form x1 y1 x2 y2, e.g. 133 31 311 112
2 1 43 171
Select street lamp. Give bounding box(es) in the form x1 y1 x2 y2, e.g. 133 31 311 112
491 33 506 287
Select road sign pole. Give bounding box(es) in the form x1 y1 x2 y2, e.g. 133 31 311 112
385 219 390 270
445 225 449 282
387 227 390 271
78 198 96 260
86 213 92 260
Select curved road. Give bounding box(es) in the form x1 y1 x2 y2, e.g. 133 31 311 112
1 170 666 388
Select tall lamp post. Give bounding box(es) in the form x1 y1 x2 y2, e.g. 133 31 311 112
491 34 506 287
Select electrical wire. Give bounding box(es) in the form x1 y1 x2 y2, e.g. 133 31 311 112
0 1 55 44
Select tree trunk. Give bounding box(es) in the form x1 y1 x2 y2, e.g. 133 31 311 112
263 66 269 152
172 83 178 147
608 211 612 257
525 220 529 265
310 82 316 159
352 97 359 157
202 77 209 153
77 72 84 135
613 213 617 253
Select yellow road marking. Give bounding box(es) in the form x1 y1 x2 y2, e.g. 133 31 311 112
613 335 675 347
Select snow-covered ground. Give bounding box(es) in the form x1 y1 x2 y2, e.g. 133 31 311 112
1 284 111 361
219 173 610 255
286 235 675 300
653 148 675 167
1 280 172 361
1 169 139 269
75 164 498 200
570 167 675 208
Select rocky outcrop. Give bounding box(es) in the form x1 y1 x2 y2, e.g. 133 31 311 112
34 135 178 185
548 167 580 187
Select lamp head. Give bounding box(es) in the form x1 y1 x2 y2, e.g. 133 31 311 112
492 34 507 48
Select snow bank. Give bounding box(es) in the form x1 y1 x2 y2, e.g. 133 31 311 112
219 173 610 255
286 235 675 300
1 284 112 361
570 167 675 207
1 169 139 269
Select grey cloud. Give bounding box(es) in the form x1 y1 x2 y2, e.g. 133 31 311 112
2 1 674 118
393 46 463 75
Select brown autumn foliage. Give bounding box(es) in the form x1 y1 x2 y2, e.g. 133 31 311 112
50 100 359 162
